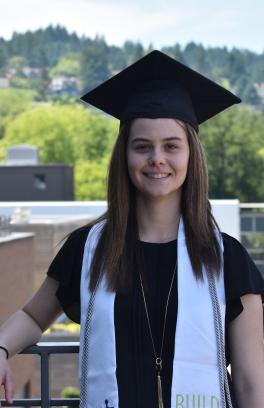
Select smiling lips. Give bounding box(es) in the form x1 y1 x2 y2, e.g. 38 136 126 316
143 172 171 179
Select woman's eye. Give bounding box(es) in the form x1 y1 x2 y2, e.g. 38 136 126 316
135 145 150 151
166 144 177 150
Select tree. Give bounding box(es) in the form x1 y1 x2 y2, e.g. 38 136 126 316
107 46 127 74
2 103 118 164
8 55 27 74
80 38 110 92
123 41 144 64
2 103 119 198
71 110 118 162
235 74 261 105
183 42 207 73
200 106 264 202
75 159 108 200
1 26 264 110
0 88 34 140
49 54 80 77
161 44 184 64
2 105 76 164
0 45 7 71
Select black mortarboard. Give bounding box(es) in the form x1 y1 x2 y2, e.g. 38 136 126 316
80 50 241 132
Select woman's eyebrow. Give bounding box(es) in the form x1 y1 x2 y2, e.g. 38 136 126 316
163 136 183 141
130 138 151 144
131 136 182 143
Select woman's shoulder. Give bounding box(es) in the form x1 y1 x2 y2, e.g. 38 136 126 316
221 231 261 277
47 225 91 279
221 232 263 267
221 232 264 298
66 225 92 245
221 232 246 250
57 219 106 257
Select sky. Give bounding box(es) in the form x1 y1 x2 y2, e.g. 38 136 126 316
1 0 264 53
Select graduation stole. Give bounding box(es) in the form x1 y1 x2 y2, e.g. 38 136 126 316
79 219 226 408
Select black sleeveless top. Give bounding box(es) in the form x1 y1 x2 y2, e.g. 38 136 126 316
47 227 264 408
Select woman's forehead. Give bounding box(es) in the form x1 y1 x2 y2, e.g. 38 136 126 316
129 118 187 140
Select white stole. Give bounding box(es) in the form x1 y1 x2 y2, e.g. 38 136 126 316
79 219 225 408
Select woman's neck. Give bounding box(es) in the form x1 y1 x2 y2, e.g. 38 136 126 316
136 194 181 243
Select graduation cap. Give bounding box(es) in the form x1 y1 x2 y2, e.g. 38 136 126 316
80 50 241 132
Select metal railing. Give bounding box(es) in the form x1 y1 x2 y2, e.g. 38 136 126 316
0 342 80 407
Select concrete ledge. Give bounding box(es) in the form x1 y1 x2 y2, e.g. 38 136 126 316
0 232 34 244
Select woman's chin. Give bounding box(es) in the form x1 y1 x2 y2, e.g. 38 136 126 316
138 189 181 202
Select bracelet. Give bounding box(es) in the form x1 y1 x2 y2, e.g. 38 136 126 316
0 346 9 359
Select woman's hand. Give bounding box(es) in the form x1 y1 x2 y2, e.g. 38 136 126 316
0 354 14 406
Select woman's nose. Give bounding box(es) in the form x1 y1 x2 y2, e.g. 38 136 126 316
148 148 165 165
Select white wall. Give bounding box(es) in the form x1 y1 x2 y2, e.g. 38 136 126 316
0 199 240 240
211 199 240 240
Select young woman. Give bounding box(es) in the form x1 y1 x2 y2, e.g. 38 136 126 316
0 51 264 408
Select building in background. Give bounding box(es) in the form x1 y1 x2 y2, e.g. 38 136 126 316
0 211 90 399
0 145 73 201
240 204 264 276
0 230 35 399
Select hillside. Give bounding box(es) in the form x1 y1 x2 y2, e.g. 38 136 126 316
0 25 263 106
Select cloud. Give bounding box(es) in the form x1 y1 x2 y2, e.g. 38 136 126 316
0 0 190 44
0 0 263 52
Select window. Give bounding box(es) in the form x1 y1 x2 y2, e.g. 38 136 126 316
34 174 47 190
256 217 264 232
241 217 253 231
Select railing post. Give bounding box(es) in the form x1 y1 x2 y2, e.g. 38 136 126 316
0 342 80 406
40 351 50 408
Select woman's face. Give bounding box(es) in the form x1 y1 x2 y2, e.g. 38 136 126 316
127 118 190 201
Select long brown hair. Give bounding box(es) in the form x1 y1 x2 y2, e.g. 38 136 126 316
88 119 221 292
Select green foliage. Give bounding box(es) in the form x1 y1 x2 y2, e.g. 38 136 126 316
10 76 32 88
200 106 264 202
75 159 108 200
3 105 81 164
8 25 81 68
30 77 50 101
1 26 264 107
241 233 264 250
107 45 127 73
183 42 207 73
9 78 49 101
71 111 118 161
0 45 7 71
49 54 80 77
123 41 145 64
2 105 74 164
80 37 110 92
50 94 79 105
1 27 264 201
0 88 34 139
61 386 80 398
1 104 118 198
161 44 184 63
0 88 34 115
2 104 118 162
1 99 264 202
8 55 27 72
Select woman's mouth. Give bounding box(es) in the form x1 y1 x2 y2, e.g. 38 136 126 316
143 173 171 179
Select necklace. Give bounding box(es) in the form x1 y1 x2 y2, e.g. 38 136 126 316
139 259 177 408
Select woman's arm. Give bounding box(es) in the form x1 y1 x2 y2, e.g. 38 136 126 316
228 293 264 408
0 276 63 404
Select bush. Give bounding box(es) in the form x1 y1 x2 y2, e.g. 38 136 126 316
61 385 80 407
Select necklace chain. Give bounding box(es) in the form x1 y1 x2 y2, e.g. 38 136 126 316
139 260 177 372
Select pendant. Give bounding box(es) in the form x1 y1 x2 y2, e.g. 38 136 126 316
157 372 164 408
